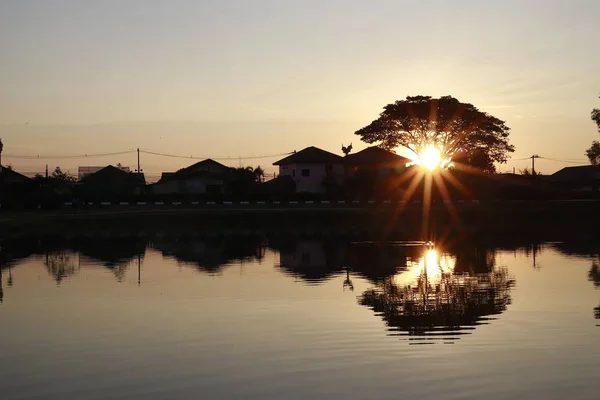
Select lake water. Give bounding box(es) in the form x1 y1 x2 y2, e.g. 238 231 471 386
1 236 599 400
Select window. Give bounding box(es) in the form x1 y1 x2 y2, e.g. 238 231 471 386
301 169 310 177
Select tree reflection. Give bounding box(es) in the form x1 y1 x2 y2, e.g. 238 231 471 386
0 268 3 304
588 259 600 323
588 262 600 288
359 246 515 344
44 252 78 284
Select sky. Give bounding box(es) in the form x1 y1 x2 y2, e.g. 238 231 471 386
1 0 599 180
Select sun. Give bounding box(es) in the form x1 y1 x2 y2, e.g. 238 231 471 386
419 146 442 171
407 144 452 171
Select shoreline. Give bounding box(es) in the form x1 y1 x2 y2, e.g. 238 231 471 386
0 201 597 241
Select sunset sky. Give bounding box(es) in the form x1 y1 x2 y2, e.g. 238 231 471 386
1 0 599 180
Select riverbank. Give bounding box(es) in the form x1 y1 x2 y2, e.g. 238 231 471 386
0 200 598 241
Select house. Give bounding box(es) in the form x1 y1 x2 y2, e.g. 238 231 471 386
80 165 146 198
0 166 32 184
79 165 129 180
549 165 600 191
0 166 38 208
151 159 232 196
273 147 345 193
344 146 411 177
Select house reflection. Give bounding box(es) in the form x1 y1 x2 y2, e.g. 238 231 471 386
74 238 146 282
152 236 266 274
359 244 515 344
275 239 421 285
276 239 344 283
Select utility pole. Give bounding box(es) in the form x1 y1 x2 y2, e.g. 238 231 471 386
137 148 141 174
45 164 48 178
531 155 540 175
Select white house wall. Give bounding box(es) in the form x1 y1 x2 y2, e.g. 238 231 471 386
278 163 344 193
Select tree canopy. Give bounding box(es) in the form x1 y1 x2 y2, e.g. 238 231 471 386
354 96 514 171
51 166 76 183
592 97 600 132
586 141 600 165
587 97 600 165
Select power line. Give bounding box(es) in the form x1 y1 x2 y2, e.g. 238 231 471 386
139 149 293 160
504 156 588 164
4 149 293 161
504 157 535 162
539 157 588 164
3 150 135 160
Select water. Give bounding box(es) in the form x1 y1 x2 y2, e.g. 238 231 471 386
1 236 599 400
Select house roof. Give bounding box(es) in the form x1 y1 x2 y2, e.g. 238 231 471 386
0 166 32 183
550 165 600 182
178 159 230 174
273 147 344 166
344 146 410 166
81 165 145 185
157 159 231 182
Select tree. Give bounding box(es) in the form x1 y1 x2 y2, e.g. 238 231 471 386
586 141 600 165
253 166 265 183
451 148 496 173
592 96 600 132
519 167 541 176
228 166 263 196
50 166 76 183
355 95 514 169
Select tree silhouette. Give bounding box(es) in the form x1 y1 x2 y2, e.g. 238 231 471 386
50 166 76 183
519 166 542 176
354 95 514 170
586 141 600 165
451 148 496 173
253 166 265 183
588 97 600 165
592 96 600 132
228 166 264 195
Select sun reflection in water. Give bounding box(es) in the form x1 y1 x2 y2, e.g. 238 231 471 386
395 246 455 286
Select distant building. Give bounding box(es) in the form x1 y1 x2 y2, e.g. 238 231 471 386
344 146 411 176
549 165 600 191
273 147 345 193
151 159 231 196
79 165 129 180
79 165 145 197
